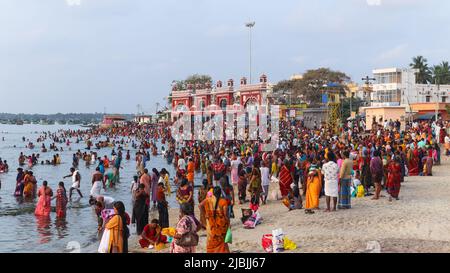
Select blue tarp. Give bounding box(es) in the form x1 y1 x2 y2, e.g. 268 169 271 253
415 113 436 120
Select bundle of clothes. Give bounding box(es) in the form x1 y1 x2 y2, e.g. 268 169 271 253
240 195 262 229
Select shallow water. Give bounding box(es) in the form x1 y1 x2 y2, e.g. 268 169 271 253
0 124 201 253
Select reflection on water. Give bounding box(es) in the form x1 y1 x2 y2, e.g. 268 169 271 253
36 216 52 244
55 218 69 239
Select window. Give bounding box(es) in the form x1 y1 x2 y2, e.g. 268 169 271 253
443 97 447 103
426 96 431 103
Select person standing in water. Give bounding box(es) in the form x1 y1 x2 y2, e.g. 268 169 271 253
53 182 68 219
64 167 83 199
35 181 53 217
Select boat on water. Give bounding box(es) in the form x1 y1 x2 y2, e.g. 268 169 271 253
15 120 24 125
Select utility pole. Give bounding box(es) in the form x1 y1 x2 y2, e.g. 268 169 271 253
362 76 376 105
245 21 255 84
435 77 440 122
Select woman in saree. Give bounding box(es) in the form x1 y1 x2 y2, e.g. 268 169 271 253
248 165 262 207
387 156 402 201
171 203 200 253
151 168 160 209
304 159 322 214
237 164 248 204
279 160 293 198
199 186 230 253
156 182 169 228
23 171 34 198
132 184 149 235
187 158 195 186
176 178 194 215
35 181 53 217
407 145 419 176
105 201 129 253
160 168 171 197
54 182 68 218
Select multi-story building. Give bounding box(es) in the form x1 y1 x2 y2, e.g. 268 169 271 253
371 68 450 106
363 68 450 123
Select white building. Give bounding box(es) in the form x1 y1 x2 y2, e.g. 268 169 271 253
371 68 450 107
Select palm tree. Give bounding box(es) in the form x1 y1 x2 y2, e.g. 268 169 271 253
431 61 450 85
410 56 432 84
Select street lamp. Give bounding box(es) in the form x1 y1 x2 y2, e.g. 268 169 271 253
245 21 255 84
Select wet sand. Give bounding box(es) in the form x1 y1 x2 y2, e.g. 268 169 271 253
129 155 450 253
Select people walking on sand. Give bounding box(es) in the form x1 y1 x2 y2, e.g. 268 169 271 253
370 150 383 200
387 156 402 201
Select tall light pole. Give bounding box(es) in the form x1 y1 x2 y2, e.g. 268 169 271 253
245 21 255 84
435 77 440 122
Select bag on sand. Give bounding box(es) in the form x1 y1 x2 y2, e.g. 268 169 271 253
283 237 297 251
261 234 273 253
272 228 284 253
225 228 232 244
98 229 111 253
357 185 365 198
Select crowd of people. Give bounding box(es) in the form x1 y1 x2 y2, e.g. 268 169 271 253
1 116 449 253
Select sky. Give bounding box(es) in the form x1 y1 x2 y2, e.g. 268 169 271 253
0 0 449 114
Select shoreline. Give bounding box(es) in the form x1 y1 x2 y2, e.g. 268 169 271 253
128 155 450 253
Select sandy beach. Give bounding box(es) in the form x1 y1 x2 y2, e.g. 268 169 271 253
129 155 450 253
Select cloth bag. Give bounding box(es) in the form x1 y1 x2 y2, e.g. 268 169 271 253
98 229 111 253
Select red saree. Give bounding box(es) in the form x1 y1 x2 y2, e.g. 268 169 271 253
387 162 401 198
279 165 293 197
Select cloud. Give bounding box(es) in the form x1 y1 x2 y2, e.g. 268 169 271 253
366 0 382 6
376 44 409 62
66 0 81 6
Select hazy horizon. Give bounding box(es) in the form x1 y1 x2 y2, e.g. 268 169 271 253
1 0 449 114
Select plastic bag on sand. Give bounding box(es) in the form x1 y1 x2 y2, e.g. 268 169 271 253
357 185 365 198
98 229 111 253
283 237 297 250
261 234 273 253
272 228 284 253
225 228 232 244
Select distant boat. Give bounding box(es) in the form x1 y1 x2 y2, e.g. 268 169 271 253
15 120 24 125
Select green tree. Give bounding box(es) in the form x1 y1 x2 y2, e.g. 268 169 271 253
173 74 213 91
431 61 450 85
273 68 350 106
410 56 432 84
341 97 365 122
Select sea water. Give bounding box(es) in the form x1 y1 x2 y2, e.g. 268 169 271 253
0 124 200 253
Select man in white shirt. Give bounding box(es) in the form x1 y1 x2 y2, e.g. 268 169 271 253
64 167 83 199
260 162 271 204
178 156 186 171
